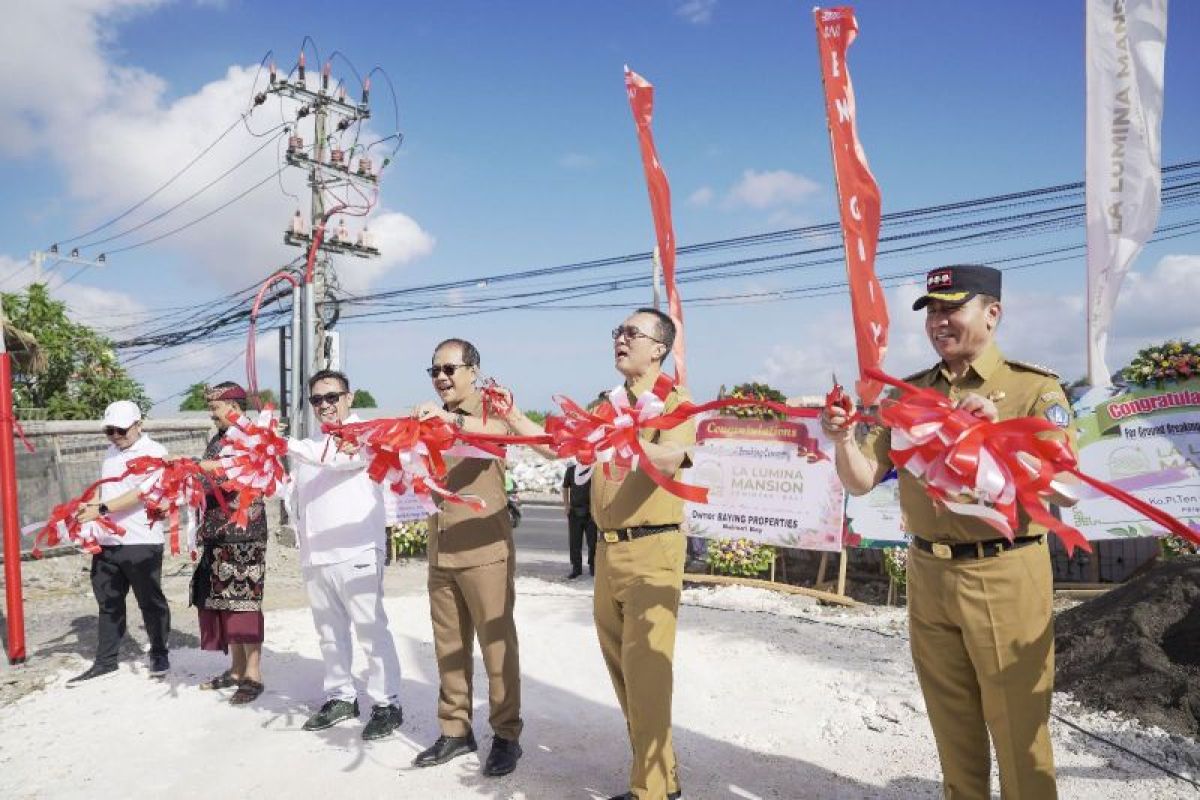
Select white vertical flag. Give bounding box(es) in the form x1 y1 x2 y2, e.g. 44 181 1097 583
1086 0 1168 386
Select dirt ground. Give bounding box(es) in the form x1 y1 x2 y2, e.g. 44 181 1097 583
1055 555 1200 738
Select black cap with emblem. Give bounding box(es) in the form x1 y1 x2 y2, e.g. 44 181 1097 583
912 264 1002 311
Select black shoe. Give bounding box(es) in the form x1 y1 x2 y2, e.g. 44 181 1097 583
66 663 118 687
566 569 583 580
607 792 682 800
412 732 478 767
482 736 522 777
302 698 359 731
362 703 403 740
148 655 169 677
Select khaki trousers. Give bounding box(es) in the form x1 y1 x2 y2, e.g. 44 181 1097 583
594 530 685 800
908 537 1057 800
428 557 523 741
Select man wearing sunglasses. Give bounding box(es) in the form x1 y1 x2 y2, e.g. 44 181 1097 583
501 309 693 800
409 338 523 778
286 369 404 741
69 400 172 686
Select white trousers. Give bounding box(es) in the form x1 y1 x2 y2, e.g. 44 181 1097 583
303 549 402 707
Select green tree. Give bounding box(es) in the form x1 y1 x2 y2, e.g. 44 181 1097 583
1 284 147 419
352 389 378 408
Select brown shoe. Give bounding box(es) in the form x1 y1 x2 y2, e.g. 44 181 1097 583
229 679 264 705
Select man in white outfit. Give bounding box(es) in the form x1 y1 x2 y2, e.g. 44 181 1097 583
289 369 404 740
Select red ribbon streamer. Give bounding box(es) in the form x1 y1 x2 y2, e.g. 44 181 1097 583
814 8 888 406
864 367 1200 556
545 376 824 504
33 477 126 557
324 417 491 512
625 67 687 385
217 406 288 528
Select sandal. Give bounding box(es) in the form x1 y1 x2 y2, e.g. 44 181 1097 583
229 679 264 705
200 670 238 690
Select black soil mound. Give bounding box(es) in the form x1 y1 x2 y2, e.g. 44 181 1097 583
1055 556 1200 738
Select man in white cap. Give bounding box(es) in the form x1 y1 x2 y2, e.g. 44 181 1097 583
70 400 172 685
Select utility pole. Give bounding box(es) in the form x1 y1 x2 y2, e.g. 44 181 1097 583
265 52 379 436
29 247 107 285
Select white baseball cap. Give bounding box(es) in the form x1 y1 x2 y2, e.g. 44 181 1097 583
102 400 142 429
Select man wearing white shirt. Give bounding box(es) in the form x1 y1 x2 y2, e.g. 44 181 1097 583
289 369 404 740
69 400 171 686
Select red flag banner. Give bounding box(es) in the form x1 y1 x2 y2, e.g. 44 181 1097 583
625 67 687 385
813 7 887 406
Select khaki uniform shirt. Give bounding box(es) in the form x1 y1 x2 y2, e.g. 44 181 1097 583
860 342 1075 544
591 373 696 531
428 392 513 568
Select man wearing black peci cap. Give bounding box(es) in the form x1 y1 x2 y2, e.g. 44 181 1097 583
822 264 1077 798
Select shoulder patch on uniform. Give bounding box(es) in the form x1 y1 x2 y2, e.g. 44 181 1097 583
1044 403 1071 429
1039 391 1062 404
1005 359 1059 378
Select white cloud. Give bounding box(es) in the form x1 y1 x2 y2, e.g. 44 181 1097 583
676 0 717 25
687 186 715 207
724 169 820 210
755 254 1200 396
558 152 596 169
1 3 434 293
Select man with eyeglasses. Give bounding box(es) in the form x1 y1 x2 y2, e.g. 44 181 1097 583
287 369 405 741
409 338 523 778
69 400 172 686
503 309 694 800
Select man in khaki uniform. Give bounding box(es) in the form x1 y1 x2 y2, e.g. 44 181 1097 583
505 307 692 800
823 265 1075 799
412 338 523 777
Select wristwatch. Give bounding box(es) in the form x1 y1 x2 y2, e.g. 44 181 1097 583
97 503 110 516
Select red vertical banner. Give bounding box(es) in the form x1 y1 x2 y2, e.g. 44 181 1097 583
624 67 687 386
0 352 26 663
813 7 887 406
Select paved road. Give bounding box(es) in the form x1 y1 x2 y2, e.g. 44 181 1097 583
512 502 587 583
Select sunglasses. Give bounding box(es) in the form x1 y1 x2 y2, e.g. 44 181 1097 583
426 364 471 378
611 325 662 344
104 425 131 437
308 391 347 407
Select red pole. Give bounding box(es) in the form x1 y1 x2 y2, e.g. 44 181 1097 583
0 352 26 664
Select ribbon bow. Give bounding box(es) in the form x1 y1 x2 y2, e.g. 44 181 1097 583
217 406 288 527
866 367 1200 555
323 417 489 513
33 478 126 557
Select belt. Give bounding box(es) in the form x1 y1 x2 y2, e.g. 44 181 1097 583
912 534 1044 560
601 524 680 544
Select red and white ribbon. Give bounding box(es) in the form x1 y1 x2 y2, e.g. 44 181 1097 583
218 406 288 528
323 417 489 513
33 477 126 557
866 367 1200 555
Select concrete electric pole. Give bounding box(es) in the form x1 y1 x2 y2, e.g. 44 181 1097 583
266 53 380 436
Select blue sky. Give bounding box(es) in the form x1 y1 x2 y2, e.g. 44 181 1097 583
1 0 1198 414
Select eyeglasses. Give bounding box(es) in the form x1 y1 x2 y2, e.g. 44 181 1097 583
426 364 470 378
104 425 131 437
308 391 347 407
611 325 662 344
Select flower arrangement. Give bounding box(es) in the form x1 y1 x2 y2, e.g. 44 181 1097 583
882 546 908 587
1161 534 1199 560
721 382 788 420
705 537 776 577
389 520 430 558
1122 340 1200 386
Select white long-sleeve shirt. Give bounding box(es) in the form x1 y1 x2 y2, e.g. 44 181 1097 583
96 434 167 547
287 415 385 568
